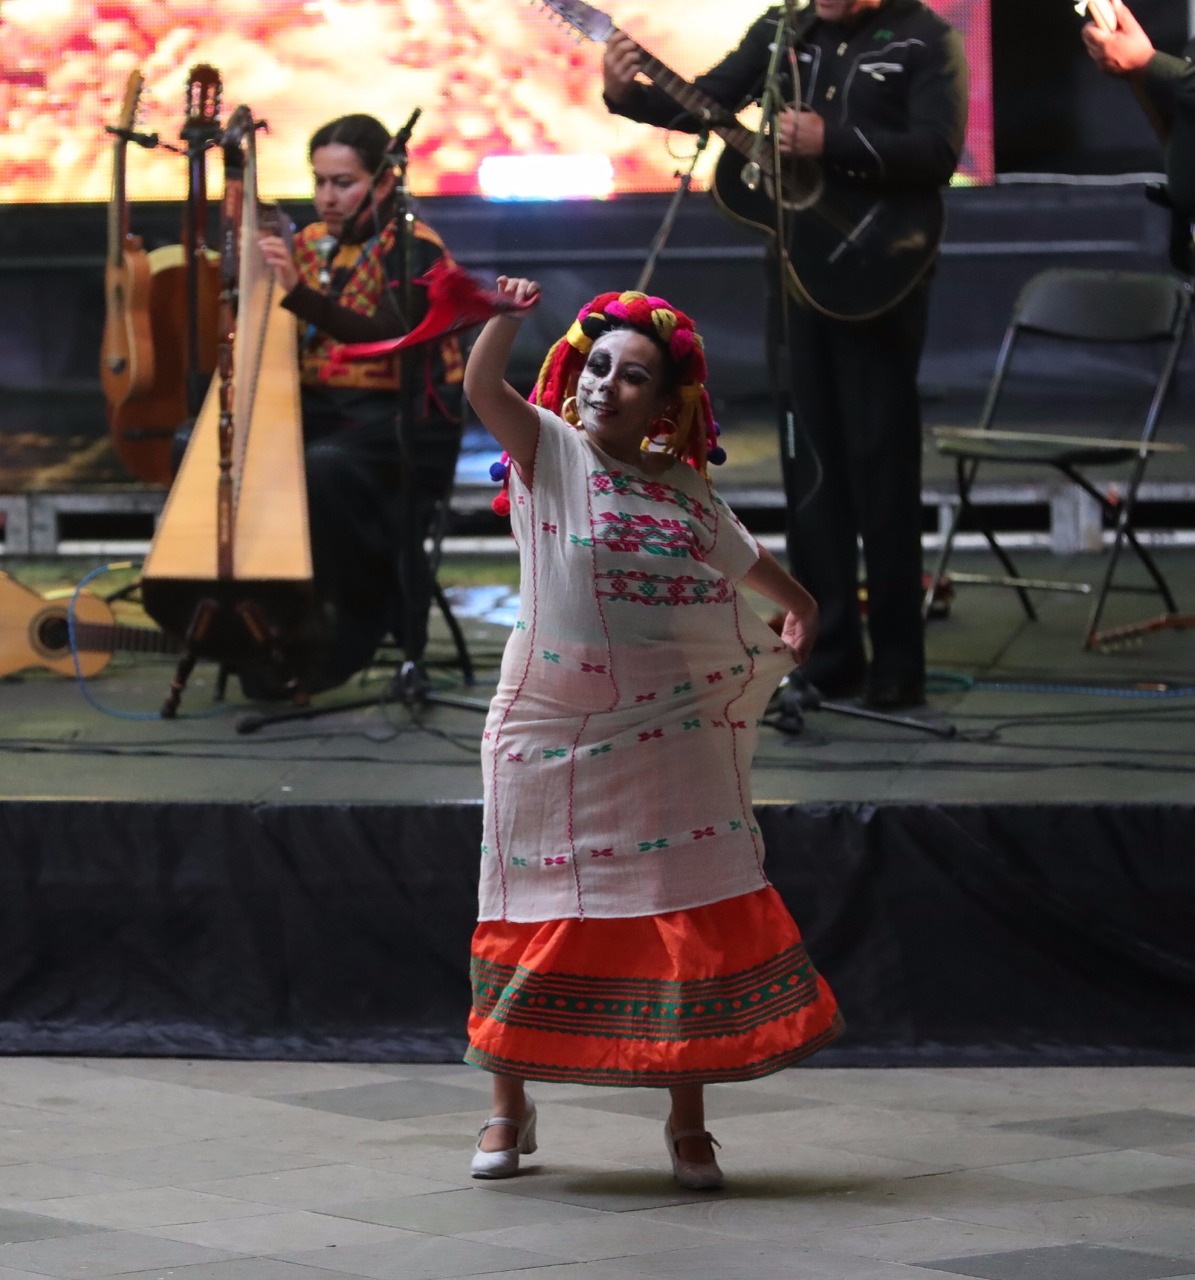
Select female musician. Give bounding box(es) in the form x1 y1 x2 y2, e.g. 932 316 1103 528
250 111 464 696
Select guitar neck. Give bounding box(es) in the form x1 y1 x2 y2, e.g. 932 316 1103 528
108 138 127 267
632 44 772 176
74 620 179 655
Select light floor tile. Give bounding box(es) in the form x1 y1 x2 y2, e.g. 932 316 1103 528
114 1263 357 1280
1 1187 273 1230
805 1214 1063 1263
72 1058 403 1098
54 1139 329 1186
275 1234 565 1279
459 1213 721 1261
192 1161 460 1209
272 1079 490 1121
988 1150 1195 1196
332 1186 607 1234
143 1209 416 1253
0 1163 143 1202
0 1229 242 1278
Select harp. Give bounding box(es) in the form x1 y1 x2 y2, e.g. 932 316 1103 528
141 105 315 715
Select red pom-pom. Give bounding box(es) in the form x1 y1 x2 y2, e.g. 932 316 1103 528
492 492 511 517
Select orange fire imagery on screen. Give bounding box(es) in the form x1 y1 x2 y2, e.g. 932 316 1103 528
0 0 991 204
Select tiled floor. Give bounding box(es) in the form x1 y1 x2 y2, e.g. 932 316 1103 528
1 1061 1194 1278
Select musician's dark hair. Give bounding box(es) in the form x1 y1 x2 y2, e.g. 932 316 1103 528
308 114 391 174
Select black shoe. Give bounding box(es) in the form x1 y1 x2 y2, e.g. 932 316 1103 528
778 671 823 711
863 680 926 712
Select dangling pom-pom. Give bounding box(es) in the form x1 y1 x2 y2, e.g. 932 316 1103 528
708 445 727 466
489 452 510 483
492 491 511 517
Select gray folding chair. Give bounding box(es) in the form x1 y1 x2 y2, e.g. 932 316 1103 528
923 268 1192 648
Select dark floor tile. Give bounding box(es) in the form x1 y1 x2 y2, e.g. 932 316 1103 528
995 1111 1195 1152
921 1243 1195 1280
1130 1183 1195 1210
0 1207 98 1245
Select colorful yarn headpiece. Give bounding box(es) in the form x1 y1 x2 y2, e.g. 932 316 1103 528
490 289 723 516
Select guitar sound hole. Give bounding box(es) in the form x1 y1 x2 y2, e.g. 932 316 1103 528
37 614 71 656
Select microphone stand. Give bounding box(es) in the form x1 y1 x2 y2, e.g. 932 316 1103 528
760 3 801 492
635 130 709 293
384 116 486 713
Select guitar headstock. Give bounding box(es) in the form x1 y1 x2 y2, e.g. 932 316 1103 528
538 0 615 45
115 69 145 134
184 63 223 135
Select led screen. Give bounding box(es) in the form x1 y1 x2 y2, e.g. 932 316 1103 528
0 0 992 203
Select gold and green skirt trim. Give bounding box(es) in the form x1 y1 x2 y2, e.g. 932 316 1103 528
465 886 843 1087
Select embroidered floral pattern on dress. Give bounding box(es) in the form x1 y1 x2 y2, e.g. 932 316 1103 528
593 511 701 559
589 471 716 531
595 570 735 607
502 818 761 870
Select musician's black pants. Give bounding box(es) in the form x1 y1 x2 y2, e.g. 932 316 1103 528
768 274 930 694
303 410 461 692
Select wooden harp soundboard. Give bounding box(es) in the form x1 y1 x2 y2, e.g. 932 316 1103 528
141 105 314 707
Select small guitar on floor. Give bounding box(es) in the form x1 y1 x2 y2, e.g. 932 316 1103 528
0 571 179 679
538 0 943 320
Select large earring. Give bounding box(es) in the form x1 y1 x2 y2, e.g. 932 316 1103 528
561 395 581 426
648 416 678 441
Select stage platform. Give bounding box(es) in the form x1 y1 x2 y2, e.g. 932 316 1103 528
1 546 1193 1069
5 181 1195 1068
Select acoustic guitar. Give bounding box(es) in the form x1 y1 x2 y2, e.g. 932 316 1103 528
108 65 223 486
0 571 178 680
100 70 155 408
539 0 943 320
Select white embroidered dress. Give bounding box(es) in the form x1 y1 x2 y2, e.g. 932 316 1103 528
479 407 792 924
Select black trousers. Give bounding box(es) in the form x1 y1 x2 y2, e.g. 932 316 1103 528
768 273 930 691
303 409 462 691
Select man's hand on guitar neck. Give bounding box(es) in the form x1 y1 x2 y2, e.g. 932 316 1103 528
1081 0 1155 77
778 106 825 158
602 30 640 106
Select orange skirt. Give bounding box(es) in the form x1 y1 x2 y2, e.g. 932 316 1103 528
465 886 843 1087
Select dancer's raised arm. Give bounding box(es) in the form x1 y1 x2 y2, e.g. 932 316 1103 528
464 276 542 477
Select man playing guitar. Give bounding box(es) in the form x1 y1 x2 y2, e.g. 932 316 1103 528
603 0 968 711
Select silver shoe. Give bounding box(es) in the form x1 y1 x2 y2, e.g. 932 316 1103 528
470 1098 538 1179
665 1117 724 1190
